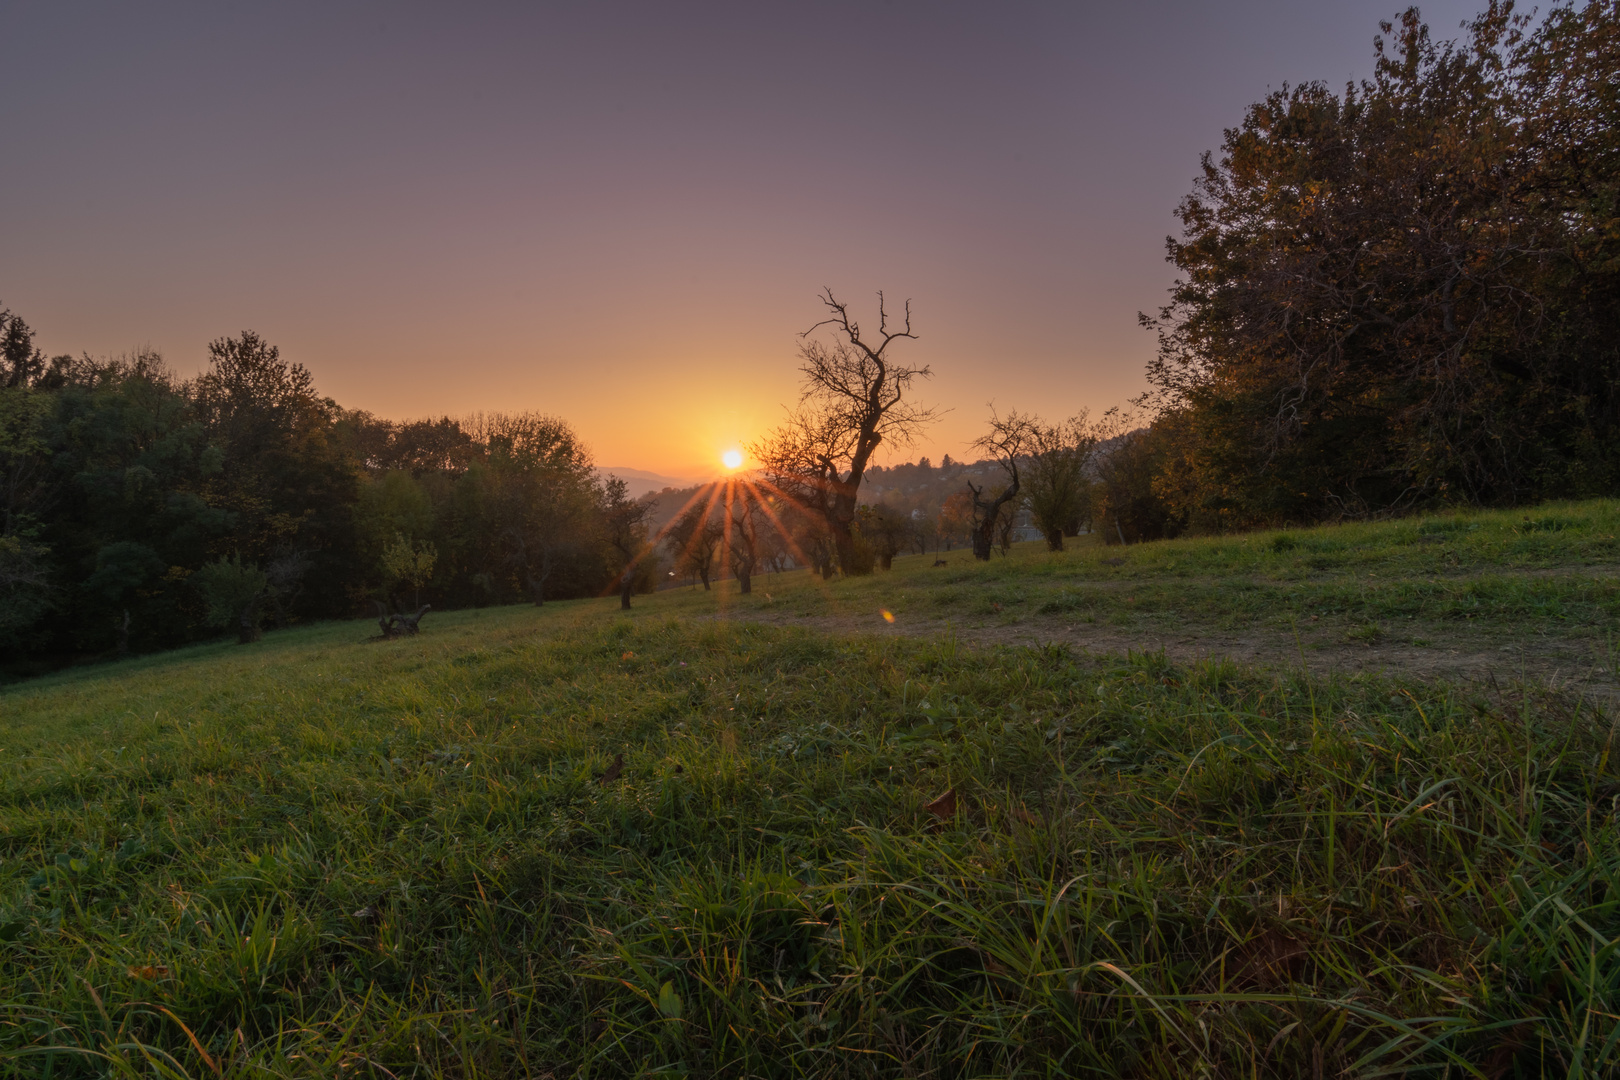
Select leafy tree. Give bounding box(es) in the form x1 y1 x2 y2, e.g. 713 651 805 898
192 331 358 612
600 476 651 610
81 541 166 654
0 382 51 541
193 554 269 644
0 534 50 653
1023 412 1100 551
380 532 437 608
1093 413 1180 544
1144 5 1620 523
40 351 228 654
0 307 48 389
357 471 435 569
857 502 914 570
481 413 596 606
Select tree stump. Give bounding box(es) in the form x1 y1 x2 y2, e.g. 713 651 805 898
375 600 431 638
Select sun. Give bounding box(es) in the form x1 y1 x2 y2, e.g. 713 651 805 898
721 448 743 470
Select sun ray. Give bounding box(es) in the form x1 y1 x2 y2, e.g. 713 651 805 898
597 479 723 599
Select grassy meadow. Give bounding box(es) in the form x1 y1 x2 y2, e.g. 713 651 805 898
2 501 1619 1077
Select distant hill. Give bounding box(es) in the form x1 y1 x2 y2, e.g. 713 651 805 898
596 466 698 499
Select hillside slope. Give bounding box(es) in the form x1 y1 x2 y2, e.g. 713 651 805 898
1 501 1616 1076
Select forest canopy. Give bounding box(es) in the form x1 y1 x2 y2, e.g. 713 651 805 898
0 316 656 672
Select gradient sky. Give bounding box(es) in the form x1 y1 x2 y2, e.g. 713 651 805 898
4 1 1485 480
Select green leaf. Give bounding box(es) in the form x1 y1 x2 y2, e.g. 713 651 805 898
657 981 683 1019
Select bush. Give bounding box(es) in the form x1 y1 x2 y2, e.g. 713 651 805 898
192 555 268 643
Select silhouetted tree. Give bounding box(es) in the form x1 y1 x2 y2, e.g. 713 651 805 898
0 307 48 389
754 290 939 575
966 410 1036 560
724 481 762 594
600 476 651 610
1023 411 1100 551
1144 5 1620 523
667 496 722 589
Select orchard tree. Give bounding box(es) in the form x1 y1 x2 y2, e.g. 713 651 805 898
724 482 763 594
755 290 939 575
859 502 914 570
600 476 651 610
966 409 1036 561
667 497 722 589
1023 411 1100 551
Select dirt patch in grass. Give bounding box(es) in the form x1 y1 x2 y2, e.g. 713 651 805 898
715 604 1620 700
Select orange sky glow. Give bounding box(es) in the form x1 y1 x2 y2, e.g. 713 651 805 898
4 2 1484 481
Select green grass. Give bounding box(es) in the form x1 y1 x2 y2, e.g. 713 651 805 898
658 499 1620 681
3 502 1620 1077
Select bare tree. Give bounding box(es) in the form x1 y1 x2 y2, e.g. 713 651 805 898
754 290 939 575
966 409 1037 561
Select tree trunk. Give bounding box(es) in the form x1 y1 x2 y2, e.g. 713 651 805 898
1044 528 1064 552
971 524 994 561
832 526 857 577
237 600 262 644
620 569 634 610
396 604 431 634
967 477 1020 562
116 609 131 657
699 567 710 590
879 552 893 570
737 569 751 594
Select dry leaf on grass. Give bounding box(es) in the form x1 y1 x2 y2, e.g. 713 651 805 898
598 753 624 786
923 786 958 823
1228 928 1307 990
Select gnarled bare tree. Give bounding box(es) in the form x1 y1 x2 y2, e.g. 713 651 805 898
753 290 939 575
967 409 1037 561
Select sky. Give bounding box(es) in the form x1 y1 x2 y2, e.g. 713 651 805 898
3 1 1486 481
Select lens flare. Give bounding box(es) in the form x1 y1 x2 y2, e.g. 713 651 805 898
721 449 743 470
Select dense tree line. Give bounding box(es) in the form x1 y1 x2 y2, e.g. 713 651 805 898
1138 2 1620 529
0 315 653 673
